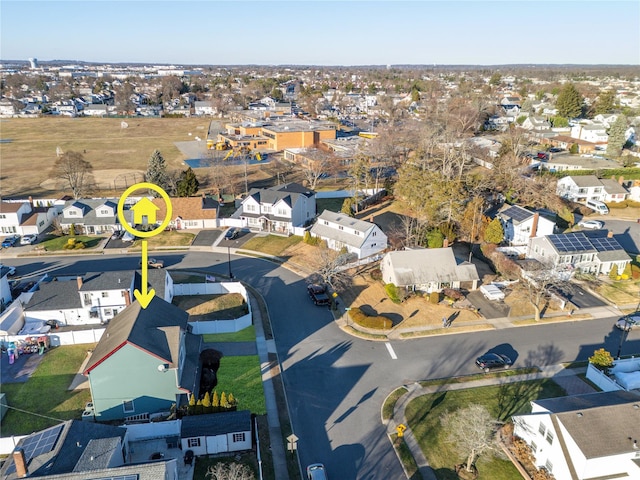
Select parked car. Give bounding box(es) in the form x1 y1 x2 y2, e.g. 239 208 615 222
225 227 239 240
110 230 124 240
615 315 640 332
122 231 136 242
578 219 604 230
20 234 38 245
2 235 20 248
307 464 328 480
139 258 164 269
475 353 513 372
307 284 331 306
1 265 16 276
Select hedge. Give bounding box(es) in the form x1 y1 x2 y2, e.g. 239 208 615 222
348 307 392 330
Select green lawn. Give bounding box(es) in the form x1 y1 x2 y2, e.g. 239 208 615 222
316 197 346 213
215 356 266 415
404 380 566 480
0 345 94 435
203 326 256 343
41 235 103 251
241 234 302 256
130 230 194 249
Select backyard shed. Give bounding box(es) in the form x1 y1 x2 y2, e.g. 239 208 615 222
180 410 252 456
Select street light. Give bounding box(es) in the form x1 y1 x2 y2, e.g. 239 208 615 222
227 244 233 279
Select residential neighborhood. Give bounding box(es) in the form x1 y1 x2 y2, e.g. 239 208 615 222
1 14 640 479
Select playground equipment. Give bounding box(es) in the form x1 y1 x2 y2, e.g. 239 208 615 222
4 336 50 363
7 342 17 364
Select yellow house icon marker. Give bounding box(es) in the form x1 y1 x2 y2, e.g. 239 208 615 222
131 197 159 225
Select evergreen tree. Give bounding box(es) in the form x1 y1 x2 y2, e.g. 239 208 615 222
488 72 502 86
220 392 228 410
606 114 628 157
176 167 200 197
202 391 212 414
212 390 220 412
609 264 619 280
145 149 169 194
556 83 583 119
593 90 616 115
484 217 504 244
227 392 236 407
188 393 196 415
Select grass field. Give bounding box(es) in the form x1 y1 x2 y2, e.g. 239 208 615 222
0 344 94 436
404 379 566 480
130 230 195 249
241 234 302 256
0 117 211 198
40 234 103 251
215 355 266 415
203 326 256 343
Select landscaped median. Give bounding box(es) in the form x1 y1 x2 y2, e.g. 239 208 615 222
383 370 565 480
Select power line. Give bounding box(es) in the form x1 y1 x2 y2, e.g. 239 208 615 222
3 404 68 423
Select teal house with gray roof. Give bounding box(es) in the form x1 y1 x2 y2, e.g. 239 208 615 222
83 296 200 422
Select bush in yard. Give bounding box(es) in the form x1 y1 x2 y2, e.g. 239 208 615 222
621 262 632 280
632 264 640 280
370 268 382 281
69 224 76 237
220 392 229 409
442 288 464 301
202 391 212 414
228 393 236 408
385 283 402 303
195 398 203 415
589 348 614 371
609 264 619 280
74 241 85 249
212 390 220 413
348 307 392 330
188 393 196 415
429 291 440 304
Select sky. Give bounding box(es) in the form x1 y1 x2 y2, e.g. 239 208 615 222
2 1 639 66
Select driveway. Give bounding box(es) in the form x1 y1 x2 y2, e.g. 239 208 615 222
192 230 221 247
552 283 606 309
466 290 511 319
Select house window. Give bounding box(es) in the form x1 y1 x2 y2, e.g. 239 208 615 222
545 431 554 445
232 433 245 443
530 440 537 453
339 226 343 231
538 422 546 436
102 292 108 298
104 309 112 316
277 208 287 216
188 438 201 448
544 459 553 472
122 400 135 413
89 310 99 318
0 214 5 219
323 220 329 225
245 204 256 212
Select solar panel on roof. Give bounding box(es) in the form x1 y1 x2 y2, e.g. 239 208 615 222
5 424 63 474
590 237 621 252
502 206 532 222
548 233 594 253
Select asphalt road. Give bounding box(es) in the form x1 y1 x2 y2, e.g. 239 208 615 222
3 252 639 479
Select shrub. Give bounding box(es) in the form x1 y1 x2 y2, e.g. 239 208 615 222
74 241 85 249
609 264 619 280
429 291 440 304
370 268 382 281
621 262 632 280
631 264 640 280
348 307 392 330
442 288 464 301
385 283 402 303
589 348 614 370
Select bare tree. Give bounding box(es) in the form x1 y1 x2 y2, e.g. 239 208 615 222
206 462 254 480
440 404 503 473
314 247 352 292
52 151 94 199
518 259 571 322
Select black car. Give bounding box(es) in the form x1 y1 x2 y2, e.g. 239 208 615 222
307 284 330 306
224 228 239 240
475 353 513 372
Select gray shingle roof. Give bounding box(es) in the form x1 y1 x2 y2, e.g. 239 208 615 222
599 178 629 195
385 248 479 286
179 332 202 392
24 279 82 311
245 182 314 208
533 390 640 413
84 296 189 374
79 271 132 291
60 198 133 226
181 410 252 438
310 209 377 249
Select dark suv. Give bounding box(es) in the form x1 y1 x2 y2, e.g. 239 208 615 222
307 284 330 306
475 353 512 372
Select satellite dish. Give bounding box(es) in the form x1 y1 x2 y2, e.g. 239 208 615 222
157 364 168 372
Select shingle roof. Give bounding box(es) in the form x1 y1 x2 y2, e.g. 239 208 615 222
84 296 189 374
0 201 25 213
310 210 378 249
181 410 252 438
24 279 82 311
79 271 132 291
245 182 315 208
533 390 640 413
179 332 202 392
152 196 218 221
384 248 479 286
599 178 629 195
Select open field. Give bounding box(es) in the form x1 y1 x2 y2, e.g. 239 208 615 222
0 117 211 198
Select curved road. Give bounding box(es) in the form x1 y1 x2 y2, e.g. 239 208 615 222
3 252 638 479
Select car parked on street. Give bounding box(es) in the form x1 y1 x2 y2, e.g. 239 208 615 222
475 353 513 372
20 234 38 245
578 219 604 230
1 265 16 276
307 284 330 306
307 464 328 480
2 235 20 248
615 315 640 332
139 258 164 269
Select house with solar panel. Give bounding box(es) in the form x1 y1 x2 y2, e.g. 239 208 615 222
83 296 201 422
310 209 388 259
512 391 640 480
0 419 183 479
497 205 556 246
527 231 631 276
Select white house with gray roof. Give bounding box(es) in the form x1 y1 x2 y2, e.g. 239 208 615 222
22 270 172 326
527 231 630 276
60 198 134 235
512 391 640 480
497 205 556 246
380 247 479 293
556 175 627 204
310 209 387 259
238 182 315 234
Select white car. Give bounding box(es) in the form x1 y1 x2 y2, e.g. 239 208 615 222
578 220 604 230
20 234 38 245
615 315 640 332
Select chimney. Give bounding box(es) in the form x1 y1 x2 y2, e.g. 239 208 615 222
76 276 83 290
13 447 28 477
369 215 374 222
443 238 449 248
608 230 614 238
530 213 539 238
28 196 33 208
619 176 625 185
124 290 131 306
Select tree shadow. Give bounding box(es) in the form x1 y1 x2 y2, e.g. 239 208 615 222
523 343 564 368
